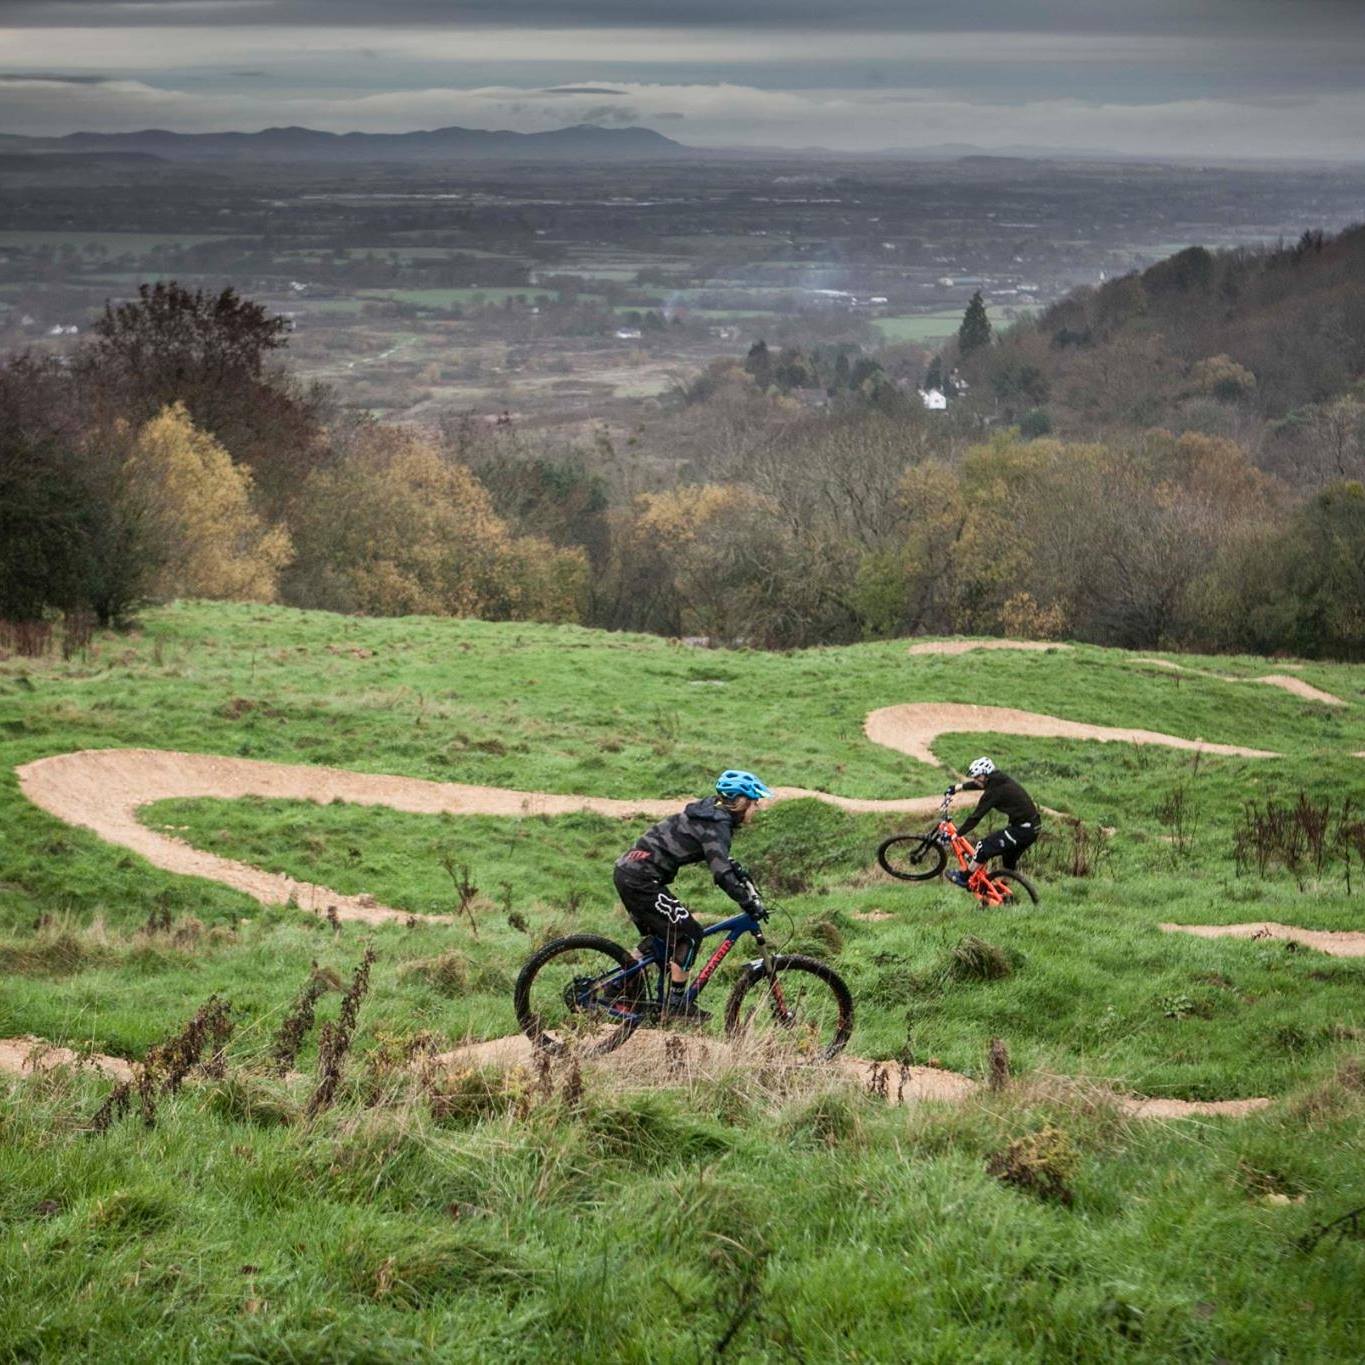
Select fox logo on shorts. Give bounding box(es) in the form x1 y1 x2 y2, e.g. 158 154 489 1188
654 891 692 924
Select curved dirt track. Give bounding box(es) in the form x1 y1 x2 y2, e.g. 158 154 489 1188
0 1031 1268 1120
863 702 1278 767
1161 921 1365 958
1135 658 1346 707
14 748 961 924
18 701 1277 923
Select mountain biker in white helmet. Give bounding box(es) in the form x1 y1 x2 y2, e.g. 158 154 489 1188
944 756 1040 888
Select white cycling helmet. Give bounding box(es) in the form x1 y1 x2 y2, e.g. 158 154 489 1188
967 756 995 779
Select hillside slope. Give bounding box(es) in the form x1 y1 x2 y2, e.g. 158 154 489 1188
1 605 1362 1360
971 225 1365 450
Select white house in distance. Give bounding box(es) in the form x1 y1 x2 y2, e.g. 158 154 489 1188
918 388 948 411
614 327 643 340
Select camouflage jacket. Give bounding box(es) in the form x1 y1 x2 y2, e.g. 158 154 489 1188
615 797 751 905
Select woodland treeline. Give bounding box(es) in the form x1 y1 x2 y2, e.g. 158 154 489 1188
3 231 1364 659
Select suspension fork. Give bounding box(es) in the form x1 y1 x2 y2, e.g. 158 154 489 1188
753 929 791 1018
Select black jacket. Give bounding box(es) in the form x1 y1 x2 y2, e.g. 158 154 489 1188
957 772 1039 837
616 797 752 905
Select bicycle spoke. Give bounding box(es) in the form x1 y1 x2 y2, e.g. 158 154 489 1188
726 957 852 1060
516 938 646 1055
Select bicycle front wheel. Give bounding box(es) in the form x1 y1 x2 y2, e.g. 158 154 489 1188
514 933 643 1057
877 832 947 882
724 954 854 1061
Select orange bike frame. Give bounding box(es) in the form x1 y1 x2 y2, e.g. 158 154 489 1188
938 818 1014 906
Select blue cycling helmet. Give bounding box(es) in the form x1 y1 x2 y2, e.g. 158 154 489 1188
715 769 773 801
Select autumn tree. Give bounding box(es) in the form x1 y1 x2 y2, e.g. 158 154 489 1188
603 483 807 644
123 404 292 604
1244 481 1365 659
286 426 584 622
77 282 330 512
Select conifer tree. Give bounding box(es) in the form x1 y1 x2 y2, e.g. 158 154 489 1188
958 291 992 356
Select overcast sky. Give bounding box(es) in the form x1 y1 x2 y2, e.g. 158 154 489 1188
2 1 1363 157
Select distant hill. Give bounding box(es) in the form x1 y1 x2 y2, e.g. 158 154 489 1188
7 123 689 164
964 225 1365 437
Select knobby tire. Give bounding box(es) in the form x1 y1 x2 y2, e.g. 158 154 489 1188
723 953 854 1060
876 832 947 882
514 933 641 1057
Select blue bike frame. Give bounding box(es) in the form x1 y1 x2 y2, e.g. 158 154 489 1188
587 907 770 1020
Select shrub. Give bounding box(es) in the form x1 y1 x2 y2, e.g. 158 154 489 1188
986 1125 1079 1204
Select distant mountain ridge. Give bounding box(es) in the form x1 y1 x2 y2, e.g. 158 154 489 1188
8 123 689 163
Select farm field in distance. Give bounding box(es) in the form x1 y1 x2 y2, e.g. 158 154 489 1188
1 602 1363 1360
6 154 1365 432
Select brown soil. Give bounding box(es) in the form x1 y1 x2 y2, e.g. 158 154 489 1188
0 1035 133 1082
863 702 1278 767
433 1033 1264 1116
1118 1095 1271 1118
906 639 1070 656
1161 921 1365 958
1252 674 1345 705
0 1029 1273 1118
850 910 896 922
1134 658 1345 706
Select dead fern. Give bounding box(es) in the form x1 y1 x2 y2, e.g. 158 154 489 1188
307 945 376 1117
269 963 335 1075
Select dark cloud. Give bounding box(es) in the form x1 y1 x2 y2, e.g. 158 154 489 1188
0 71 111 83
0 0 1360 36
540 85 629 96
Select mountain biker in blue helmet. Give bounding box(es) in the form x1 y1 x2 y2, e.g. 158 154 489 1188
612 769 772 1021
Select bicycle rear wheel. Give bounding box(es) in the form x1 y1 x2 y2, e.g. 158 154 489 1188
724 954 854 1061
514 933 644 1056
877 832 947 882
991 870 1039 906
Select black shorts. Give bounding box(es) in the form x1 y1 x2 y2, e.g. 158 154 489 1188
972 823 1038 871
613 868 704 968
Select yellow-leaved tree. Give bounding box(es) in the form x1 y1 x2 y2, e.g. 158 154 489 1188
287 426 585 621
124 403 292 602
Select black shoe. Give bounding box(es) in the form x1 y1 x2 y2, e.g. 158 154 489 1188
662 993 712 1026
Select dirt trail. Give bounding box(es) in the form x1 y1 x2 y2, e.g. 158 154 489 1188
906 639 1070 656
0 1030 1265 1119
14 749 954 924
863 702 1278 767
434 1032 1267 1117
1134 658 1346 706
16 701 1280 924
17 701 1276 923
0 1036 133 1082
1161 921 1365 958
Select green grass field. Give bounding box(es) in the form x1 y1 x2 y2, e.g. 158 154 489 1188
871 307 1035 344
1 604 1362 1360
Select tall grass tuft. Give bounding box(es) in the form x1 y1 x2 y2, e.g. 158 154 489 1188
948 934 1013 982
